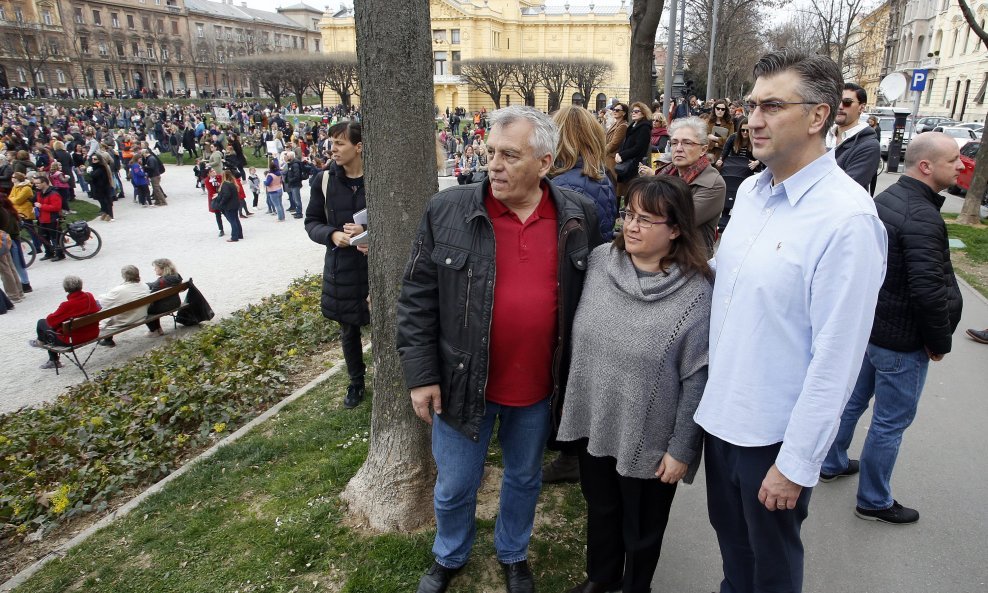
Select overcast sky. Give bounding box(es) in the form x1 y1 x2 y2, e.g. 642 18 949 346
237 0 630 15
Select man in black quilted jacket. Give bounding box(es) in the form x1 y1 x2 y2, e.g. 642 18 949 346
819 132 964 525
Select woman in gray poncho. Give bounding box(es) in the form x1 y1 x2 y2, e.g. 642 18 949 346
557 175 713 593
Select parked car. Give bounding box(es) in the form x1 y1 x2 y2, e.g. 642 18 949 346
933 125 980 148
955 122 984 138
949 141 988 216
915 116 959 133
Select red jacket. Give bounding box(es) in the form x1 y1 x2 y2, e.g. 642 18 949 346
36 187 61 224
46 291 102 343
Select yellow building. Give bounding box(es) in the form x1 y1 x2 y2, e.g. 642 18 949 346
320 0 631 111
848 2 890 106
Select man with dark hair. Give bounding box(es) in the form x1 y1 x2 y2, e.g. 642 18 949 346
827 82 881 191
820 132 963 525
694 49 888 593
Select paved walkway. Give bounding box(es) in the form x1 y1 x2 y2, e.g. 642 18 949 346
1 167 325 413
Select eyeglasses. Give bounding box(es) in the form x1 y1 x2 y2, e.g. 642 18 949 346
620 210 669 229
715 107 727 111
840 98 860 107
631 109 642 113
613 108 624 112
740 128 750 133
744 100 819 115
668 139 705 148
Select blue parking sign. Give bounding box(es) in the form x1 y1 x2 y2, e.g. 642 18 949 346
911 69 928 92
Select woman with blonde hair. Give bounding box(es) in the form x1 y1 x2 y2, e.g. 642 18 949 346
145 258 182 336
549 106 618 241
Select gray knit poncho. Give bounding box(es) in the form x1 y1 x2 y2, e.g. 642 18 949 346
556 243 711 482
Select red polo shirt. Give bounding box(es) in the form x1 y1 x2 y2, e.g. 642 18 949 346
484 183 558 407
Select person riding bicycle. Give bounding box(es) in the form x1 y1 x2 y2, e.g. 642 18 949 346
34 174 64 261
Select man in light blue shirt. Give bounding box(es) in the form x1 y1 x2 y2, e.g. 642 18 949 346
693 49 887 593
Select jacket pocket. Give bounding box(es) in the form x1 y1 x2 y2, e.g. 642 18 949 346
431 244 469 270
569 247 589 271
439 339 472 413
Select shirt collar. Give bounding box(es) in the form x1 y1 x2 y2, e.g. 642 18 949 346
485 180 552 220
753 150 838 207
828 122 868 147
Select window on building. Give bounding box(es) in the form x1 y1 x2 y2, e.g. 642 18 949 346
142 16 150 30
451 51 461 74
49 40 59 55
950 30 958 56
492 31 501 48
74 7 84 23
975 74 987 104
111 12 120 27
312 18 319 30
943 77 950 105
35 70 44 83
80 36 90 53
175 46 183 61
17 68 26 83
196 23 204 38
104 69 112 87
433 29 446 42
314 39 320 52
56 69 65 84
132 41 140 57
162 45 169 59
42 10 53 25
925 78 935 104
451 29 460 44
434 51 447 75
93 10 102 25
963 27 971 53
1 6 8 20
172 20 178 34
116 41 125 56
14 7 24 22
127 14 135 29
225 27 233 40
293 36 299 49
99 41 109 56
147 43 154 58
214 25 222 39
156 19 164 33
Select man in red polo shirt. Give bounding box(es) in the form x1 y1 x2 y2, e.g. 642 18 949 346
398 106 602 593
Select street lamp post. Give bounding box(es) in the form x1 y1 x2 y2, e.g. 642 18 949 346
705 0 720 100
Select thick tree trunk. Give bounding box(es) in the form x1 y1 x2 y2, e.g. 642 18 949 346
340 0 438 532
629 0 663 103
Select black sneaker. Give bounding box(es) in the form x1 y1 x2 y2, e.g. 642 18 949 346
855 500 919 524
416 561 462 593
820 459 859 483
98 338 116 347
500 559 535 593
343 384 365 409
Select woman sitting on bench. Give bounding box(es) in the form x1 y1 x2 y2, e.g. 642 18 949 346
146 258 182 336
97 265 151 347
29 275 101 370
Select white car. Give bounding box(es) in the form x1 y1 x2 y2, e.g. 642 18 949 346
955 122 984 138
933 125 981 148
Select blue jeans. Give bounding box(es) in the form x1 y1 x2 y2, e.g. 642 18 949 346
431 397 550 569
286 186 302 214
222 209 244 240
822 344 929 510
267 190 285 220
11 240 29 284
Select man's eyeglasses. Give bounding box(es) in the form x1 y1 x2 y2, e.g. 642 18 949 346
620 210 669 229
668 139 705 148
840 98 860 107
744 100 819 115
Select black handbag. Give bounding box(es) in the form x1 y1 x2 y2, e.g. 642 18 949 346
615 159 638 183
209 196 223 210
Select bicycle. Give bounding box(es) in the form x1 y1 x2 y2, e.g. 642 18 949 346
19 218 103 267
877 157 886 176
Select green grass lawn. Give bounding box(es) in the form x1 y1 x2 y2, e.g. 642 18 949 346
14 363 587 593
66 198 101 222
945 215 988 298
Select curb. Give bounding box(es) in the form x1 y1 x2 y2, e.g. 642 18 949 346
957 275 988 308
1 343 370 592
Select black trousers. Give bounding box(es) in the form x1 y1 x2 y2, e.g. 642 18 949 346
578 447 677 593
704 434 812 593
339 322 365 387
36 318 68 361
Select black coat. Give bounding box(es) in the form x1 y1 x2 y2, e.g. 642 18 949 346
88 164 113 201
216 181 240 212
617 119 653 164
395 180 603 441
303 163 368 327
870 175 963 354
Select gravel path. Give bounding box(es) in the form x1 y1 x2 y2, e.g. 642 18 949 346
1 167 325 414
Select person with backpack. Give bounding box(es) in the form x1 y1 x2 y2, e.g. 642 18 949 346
142 148 167 206
283 152 304 219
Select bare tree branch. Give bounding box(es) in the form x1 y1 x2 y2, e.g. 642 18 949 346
456 59 514 109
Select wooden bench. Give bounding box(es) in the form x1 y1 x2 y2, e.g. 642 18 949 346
42 279 194 380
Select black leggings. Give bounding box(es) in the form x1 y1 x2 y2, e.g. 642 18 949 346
339 322 366 387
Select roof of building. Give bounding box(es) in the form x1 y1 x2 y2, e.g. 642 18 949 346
184 0 312 30
328 1 629 19
278 2 324 12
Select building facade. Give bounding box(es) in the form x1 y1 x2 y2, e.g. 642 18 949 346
847 2 890 105
0 0 322 99
320 0 632 112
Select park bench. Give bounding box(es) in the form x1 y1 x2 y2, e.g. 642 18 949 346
41 280 194 380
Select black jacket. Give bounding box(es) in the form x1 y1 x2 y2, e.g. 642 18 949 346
216 181 240 212
396 180 603 441
617 120 653 164
303 164 368 327
870 175 963 354
834 124 881 190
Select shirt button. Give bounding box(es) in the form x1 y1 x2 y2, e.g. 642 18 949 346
445 258 452 265
457 363 464 370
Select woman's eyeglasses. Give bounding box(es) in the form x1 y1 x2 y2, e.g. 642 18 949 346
620 210 670 230
715 107 726 111
631 109 642 114
740 128 750 133
668 139 704 148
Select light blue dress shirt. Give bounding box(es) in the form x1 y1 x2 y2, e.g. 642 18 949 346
694 150 888 487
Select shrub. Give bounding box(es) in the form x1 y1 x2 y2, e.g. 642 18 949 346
0 275 336 545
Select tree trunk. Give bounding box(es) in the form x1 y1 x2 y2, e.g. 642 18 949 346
957 131 988 225
629 0 663 103
340 0 438 532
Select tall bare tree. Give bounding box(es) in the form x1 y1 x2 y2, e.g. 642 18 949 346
955 0 988 225
340 0 437 531
685 0 771 99
321 53 360 110
568 59 614 108
282 56 315 109
803 0 866 75
457 59 514 109
235 54 288 107
3 19 58 96
62 18 98 98
536 59 573 112
509 59 540 107
630 0 664 103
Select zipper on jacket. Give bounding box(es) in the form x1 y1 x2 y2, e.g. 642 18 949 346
464 266 473 329
474 216 496 442
410 238 423 281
